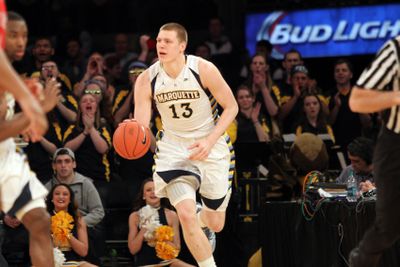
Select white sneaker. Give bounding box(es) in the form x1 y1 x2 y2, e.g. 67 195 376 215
196 203 216 252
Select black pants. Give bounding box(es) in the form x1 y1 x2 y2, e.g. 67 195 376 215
358 127 400 264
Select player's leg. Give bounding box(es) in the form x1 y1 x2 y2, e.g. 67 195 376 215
1 155 54 266
20 207 53 266
198 134 233 233
164 178 216 267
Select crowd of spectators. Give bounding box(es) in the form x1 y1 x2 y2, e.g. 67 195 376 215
2 8 382 265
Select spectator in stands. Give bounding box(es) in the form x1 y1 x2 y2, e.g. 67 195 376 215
279 65 328 133
329 59 371 151
62 38 87 85
46 183 97 267
74 52 105 97
228 84 270 143
25 36 55 76
294 93 335 142
82 78 114 127
113 60 154 201
64 92 112 184
45 148 105 228
104 54 124 88
25 78 64 184
113 60 147 127
39 60 78 130
273 49 303 85
106 33 137 69
205 17 233 56
128 178 195 267
194 42 212 61
46 148 105 265
336 137 375 193
247 53 280 117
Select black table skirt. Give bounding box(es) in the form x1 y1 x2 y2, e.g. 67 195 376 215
260 200 400 267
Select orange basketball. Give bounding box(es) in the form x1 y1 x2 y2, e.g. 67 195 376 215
113 119 151 160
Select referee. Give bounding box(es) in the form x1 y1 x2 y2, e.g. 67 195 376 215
349 36 400 267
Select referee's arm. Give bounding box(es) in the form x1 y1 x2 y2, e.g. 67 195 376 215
349 87 400 114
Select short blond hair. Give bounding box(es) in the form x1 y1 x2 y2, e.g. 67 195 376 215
159 22 188 43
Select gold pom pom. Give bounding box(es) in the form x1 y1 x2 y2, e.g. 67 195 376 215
51 210 74 248
155 241 179 260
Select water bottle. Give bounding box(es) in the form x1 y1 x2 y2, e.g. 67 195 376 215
346 171 357 202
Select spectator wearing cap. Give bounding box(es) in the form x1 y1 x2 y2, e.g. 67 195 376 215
45 148 105 265
113 60 148 127
279 65 328 133
336 137 375 193
45 148 105 227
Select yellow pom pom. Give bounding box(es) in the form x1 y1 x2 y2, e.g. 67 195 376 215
51 210 74 248
155 241 179 260
155 225 174 242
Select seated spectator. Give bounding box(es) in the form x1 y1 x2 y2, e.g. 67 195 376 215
74 52 106 97
113 60 147 127
128 178 195 267
61 38 88 86
336 137 375 193
294 93 335 142
246 53 280 117
46 183 97 267
228 84 270 143
279 65 328 133
194 42 212 61
25 78 64 184
39 60 78 130
45 148 105 228
205 17 232 56
64 92 112 184
46 148 105 265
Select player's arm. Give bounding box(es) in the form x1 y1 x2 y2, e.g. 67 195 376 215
0 113 30 141
200 59 238 145
134 70 156 151
0 50 47 140
349 86 400 113
188 59 238 160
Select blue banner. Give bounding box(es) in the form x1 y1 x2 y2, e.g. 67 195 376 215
246 4 400 59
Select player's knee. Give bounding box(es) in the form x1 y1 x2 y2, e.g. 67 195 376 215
176 206 197 227
206 216 225 233
22 208 50 234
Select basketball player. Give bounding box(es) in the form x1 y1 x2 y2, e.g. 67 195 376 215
348 35 400 267
0 9 54 266
134 23 238 267
0 2 47 141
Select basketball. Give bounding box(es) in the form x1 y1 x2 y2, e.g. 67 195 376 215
113 119 151 160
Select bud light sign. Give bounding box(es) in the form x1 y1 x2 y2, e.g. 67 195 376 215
246 4 400 58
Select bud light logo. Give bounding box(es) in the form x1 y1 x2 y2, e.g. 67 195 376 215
246 4 400 58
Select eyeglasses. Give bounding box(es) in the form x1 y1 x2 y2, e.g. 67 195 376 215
84 89 102 95
129 69 145 76
42 65 56 70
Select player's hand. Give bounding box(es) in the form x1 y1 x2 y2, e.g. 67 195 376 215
17 92 48 142
188 138 212 160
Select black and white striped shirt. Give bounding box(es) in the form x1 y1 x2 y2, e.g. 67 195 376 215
356 36 400 132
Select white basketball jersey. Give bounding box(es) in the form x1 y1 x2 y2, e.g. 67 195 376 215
0 92 16 159
149 55 218 138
